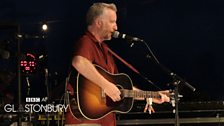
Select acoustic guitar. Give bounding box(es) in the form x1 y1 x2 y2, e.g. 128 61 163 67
69 65 167 120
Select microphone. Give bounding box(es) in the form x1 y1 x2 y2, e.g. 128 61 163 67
112 31 144 42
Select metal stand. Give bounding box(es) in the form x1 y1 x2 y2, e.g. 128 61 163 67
173 80 180 126
130 40 196 126
25 77 30 96
17 25 22 126
25 76 33 123
62 77 70 126
44 68 50 126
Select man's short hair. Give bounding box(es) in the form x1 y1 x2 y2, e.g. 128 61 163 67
86 3 117 26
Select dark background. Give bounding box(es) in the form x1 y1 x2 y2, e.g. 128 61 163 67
0 0 224 104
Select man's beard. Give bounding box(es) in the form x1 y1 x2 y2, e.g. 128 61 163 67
103 32 112 41
104 36 112 41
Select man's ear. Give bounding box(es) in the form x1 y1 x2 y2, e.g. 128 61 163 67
95 17 102 27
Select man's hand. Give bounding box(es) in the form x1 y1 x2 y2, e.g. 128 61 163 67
103 82 121 102
153 90 170 104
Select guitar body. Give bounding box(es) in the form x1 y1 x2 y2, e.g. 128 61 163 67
69 65 134 120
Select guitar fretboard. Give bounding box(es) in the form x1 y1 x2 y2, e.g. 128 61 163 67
121 89 161 99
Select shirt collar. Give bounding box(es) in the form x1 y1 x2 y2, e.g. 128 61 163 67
86 31 100 43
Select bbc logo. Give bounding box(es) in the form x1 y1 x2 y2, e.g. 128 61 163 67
26 97 40 102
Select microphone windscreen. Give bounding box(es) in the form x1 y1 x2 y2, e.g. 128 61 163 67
112 31 120 38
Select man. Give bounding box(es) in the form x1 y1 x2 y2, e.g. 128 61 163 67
65 2 170 126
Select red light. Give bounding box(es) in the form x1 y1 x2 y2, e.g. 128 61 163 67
25 67 30 70
20 53 37 74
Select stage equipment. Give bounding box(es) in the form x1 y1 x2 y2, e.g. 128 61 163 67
20 53 37 74
117 100 224 125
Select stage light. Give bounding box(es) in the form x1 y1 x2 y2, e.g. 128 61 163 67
42 23 48 31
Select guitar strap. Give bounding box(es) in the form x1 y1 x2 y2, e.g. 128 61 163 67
106 47 140 75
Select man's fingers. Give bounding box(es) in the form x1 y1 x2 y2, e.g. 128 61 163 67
111 93 121 102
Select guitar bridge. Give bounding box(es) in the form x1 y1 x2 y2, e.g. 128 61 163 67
101 89 106 104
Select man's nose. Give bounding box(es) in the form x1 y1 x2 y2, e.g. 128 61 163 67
114 24 118 31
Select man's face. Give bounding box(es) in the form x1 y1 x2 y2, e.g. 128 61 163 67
99 8 117 40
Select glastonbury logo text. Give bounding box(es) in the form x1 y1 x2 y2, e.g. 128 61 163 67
4 97 69 113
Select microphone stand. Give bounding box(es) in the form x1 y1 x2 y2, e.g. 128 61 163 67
131 40 196 126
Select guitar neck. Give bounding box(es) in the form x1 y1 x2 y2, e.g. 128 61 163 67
121 89 161 99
